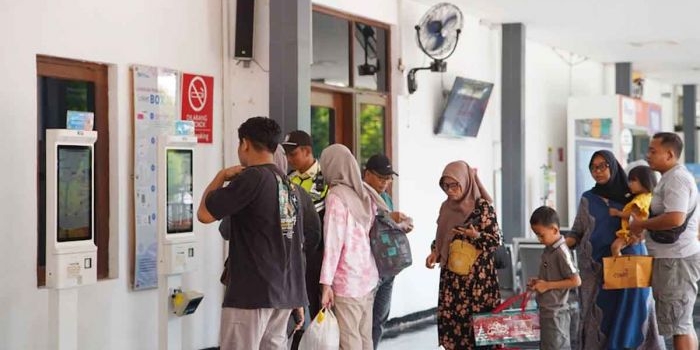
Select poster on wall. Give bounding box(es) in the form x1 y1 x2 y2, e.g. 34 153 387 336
132 65 180 290
181 73 214 143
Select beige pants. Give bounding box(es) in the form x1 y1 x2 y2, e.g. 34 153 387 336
334 292 375 350
219 307 292 350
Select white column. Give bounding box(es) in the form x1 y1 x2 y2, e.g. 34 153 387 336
158 274 183 350
49 288 78 350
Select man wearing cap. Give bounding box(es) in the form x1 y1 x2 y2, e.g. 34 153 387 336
363 154 414 349
282 130 329 320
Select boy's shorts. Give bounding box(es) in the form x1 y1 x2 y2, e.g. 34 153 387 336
540 311 571 350
651 252 700 336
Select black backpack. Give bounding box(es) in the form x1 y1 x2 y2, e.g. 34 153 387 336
369 210 412 278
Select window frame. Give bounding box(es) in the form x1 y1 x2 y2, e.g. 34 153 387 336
36 55 110 286
311 5 393 162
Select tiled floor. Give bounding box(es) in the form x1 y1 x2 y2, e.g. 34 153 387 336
380 325 438 350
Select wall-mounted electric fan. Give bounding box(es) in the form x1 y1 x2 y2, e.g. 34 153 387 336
407 3 463 94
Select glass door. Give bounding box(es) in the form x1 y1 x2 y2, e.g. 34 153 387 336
310 89 351 157
355 93 388 167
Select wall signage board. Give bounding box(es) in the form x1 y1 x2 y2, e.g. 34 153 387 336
181 73 214 143
132 65 180 290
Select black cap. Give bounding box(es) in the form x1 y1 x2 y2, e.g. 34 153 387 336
365 154 398 176
281 130 312 152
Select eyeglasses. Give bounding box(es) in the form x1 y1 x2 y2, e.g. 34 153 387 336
589 162 609 173
370 170 393 182
441 181 460 192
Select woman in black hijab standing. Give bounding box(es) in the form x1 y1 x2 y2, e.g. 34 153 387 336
565 150 664 350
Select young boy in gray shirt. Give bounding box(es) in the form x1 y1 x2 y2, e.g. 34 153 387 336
528 206 581 350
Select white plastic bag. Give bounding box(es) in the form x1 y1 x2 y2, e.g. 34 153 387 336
298 308 340 350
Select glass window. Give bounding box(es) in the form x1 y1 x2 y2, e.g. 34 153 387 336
353 23 387 91
37 78 96 268
310 106 335 159
358 103 385 166
312 12 350 87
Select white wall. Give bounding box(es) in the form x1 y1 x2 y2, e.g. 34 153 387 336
525 42 606 228
0 1 224 349
314 0 399 24
391 0 502 317
223 0 271 166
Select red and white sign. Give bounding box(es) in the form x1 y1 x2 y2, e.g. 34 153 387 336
181 73 214 143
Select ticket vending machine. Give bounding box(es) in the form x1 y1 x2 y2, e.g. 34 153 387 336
45 129 98 350
157 134 201 350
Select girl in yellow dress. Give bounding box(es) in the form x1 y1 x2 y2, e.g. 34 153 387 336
609 165 657 256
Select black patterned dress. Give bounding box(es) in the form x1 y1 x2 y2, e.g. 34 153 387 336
438 199 502 350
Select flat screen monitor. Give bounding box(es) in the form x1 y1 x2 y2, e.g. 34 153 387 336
435 77 494 137
166 149 193 234
57 145 92 242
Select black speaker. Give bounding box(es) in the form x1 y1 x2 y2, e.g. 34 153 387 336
233 0 255 60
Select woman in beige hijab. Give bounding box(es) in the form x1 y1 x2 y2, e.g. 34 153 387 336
318 144 379 350
425 161 501 350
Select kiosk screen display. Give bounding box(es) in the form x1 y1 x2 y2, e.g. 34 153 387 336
57 145 92 242
167 149 193 233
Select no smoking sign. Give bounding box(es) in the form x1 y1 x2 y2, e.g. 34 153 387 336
188 76 207 112
181 73 214 143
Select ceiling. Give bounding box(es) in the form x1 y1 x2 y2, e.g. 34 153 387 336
416 0 700 84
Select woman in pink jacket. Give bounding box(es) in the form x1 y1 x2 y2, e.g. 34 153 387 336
319 144 379 350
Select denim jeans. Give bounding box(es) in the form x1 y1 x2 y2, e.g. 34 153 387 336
372 276 395 349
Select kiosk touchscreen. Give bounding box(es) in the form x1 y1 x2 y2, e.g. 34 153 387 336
45 129 98 289
158 135 197 275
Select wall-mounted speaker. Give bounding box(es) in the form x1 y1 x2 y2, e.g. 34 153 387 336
233 0 255 60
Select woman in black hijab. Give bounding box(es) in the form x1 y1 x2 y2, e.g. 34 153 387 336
588 150 631 205
565 150 663 350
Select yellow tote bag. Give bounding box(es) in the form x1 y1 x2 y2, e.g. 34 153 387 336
602 255 653 290
447 239 481 275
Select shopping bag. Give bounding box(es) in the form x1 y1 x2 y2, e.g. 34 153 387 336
602 255 653 290
369 210 413 278
298 308 340 350
472 292 540 346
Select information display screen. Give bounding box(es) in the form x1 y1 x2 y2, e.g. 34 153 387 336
166 149 193 234
57 145 92 242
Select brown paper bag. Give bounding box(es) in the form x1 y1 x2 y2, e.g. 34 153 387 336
603 255 653 290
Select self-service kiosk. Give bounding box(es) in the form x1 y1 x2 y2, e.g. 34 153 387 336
45 129 98 350
157 134 202 350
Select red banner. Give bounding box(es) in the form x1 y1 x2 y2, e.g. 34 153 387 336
181 73 214 143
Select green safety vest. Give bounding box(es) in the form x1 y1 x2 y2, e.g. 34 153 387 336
290 172 328 213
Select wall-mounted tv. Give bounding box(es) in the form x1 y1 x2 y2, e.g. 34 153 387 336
434 77 494 137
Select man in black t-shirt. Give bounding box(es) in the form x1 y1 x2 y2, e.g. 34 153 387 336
197 117 307 350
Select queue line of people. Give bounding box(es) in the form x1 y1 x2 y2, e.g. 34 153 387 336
197 116 700 350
